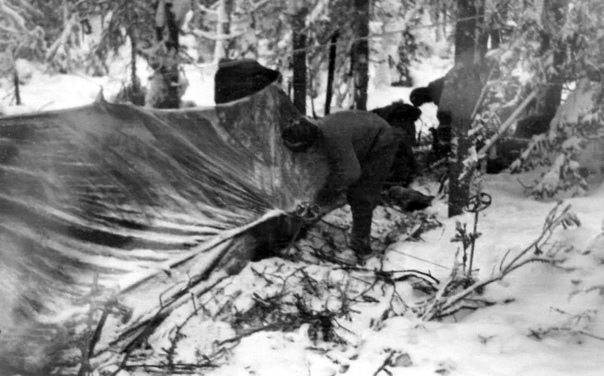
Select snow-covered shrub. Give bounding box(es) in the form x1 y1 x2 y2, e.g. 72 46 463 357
512 80 604 198
420 201 580 321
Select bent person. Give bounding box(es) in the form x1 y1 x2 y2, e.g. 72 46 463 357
282 111 398 263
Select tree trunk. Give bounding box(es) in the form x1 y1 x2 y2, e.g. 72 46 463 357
445 0 486 217
146 0 182 109
476 1 488 59
443 66 484 218
442 3 447 38
324 31 339 116
489 29 501 49
127 30 145 106
289 0 307 115
13 69 21 106
434 0 442 42
352 0 369 111
454 0 482 66
488 2 506 50
536 0 567 119
215 0 233 61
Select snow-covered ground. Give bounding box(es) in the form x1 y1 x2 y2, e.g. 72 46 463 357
182 170 604 376
2 50 604 376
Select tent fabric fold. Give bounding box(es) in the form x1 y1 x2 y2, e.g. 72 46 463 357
0 84 328 373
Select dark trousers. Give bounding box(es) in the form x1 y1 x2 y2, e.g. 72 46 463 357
347 130 398 251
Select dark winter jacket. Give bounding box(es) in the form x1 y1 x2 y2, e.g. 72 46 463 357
314 110 395 204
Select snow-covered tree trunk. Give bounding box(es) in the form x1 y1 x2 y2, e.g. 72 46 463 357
445 0 486 217
352 0 369 111
289 0 307 115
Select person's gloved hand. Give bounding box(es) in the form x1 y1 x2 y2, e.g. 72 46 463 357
294 202 321 222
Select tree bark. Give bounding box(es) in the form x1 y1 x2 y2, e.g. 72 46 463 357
324 31 339 116
289 0 307 114
352 0 369 111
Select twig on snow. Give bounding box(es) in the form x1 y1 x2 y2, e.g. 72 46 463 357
372 349 400 376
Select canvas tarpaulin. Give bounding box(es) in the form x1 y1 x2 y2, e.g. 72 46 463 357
0 84 329 373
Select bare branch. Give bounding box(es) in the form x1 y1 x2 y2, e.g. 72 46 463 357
249 0 270 11
45 14 78 61
477 89 539 159
190 28 245 41
0 0 27 30
422 202 578 321
372 349 399 376
197 1 219 14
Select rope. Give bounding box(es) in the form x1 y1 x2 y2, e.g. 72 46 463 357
121 14 488 78
387 248 451 270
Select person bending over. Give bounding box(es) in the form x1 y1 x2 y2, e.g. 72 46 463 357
282 111 398 262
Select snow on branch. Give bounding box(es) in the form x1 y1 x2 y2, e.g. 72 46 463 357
0 0 27 31
45 14 78 62
191 28 245 41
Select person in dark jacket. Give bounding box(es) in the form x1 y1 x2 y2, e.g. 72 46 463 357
370 101 422 187
370 101 422 146
282 111 398 261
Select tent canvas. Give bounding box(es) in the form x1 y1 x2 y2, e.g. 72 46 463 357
0 84 328 373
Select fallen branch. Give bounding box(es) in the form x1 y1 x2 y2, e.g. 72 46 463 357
121 362 218 372
216 322 289 347
372 349 399 376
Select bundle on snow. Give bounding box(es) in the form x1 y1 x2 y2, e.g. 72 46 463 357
214 59 282 104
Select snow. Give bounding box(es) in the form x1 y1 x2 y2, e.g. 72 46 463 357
2 45 604 376
195 171 604 376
